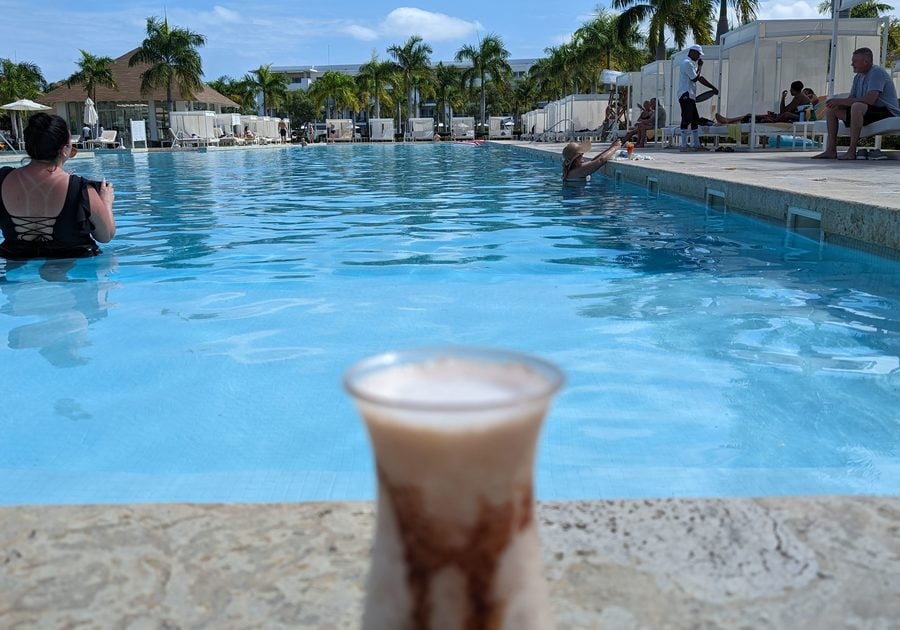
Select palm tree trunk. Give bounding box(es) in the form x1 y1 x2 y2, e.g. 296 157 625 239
480 71 486 130
167 83 174 127
655 24 667 61
716 0 729 44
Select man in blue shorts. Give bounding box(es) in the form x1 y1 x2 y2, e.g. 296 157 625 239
813 47 900 160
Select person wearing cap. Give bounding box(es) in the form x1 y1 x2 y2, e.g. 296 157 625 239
677 44 718 152
561 139 622 181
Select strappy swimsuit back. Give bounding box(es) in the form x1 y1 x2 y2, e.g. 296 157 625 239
0 166 100 259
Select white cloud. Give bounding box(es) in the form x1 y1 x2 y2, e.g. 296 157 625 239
380 8 483 41
212 6 242 24
758 1 823 20
341 24 379 41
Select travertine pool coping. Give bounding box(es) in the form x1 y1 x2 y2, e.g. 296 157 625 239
2 498 899 628
505 141 900 257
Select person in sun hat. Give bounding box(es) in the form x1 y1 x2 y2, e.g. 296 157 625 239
677 44 718 152
562 139 622 181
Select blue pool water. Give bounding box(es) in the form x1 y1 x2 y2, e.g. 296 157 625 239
1 144 899 505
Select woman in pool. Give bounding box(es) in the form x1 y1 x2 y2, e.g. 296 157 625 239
0 113 115 259
562 139 622 182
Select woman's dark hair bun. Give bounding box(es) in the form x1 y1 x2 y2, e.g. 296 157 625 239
24 113 71 161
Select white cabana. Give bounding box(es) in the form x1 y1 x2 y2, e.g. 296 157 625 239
215 113 241 137
240 115 261 143
522 109 545 139
450 116 475 140
720 18 886 149
369 118 395 141
325 119 354 141
488 116 514 139
170 110 218 146
258 116 279 143
408 117 434 141
544 100 565 139
562 94 606 133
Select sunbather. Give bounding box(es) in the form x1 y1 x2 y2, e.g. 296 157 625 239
715 80 811 125
623 98 667 147
813 47 900 160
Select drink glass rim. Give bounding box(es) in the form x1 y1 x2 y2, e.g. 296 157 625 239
343 346 564 412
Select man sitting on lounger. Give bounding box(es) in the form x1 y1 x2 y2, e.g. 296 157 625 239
715 80 811 124
623 98 667 147
813 47 900 160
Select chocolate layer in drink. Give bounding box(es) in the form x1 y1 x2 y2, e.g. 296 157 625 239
353 357 556 630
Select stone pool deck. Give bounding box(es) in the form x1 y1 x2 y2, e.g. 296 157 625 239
509 141 900 257
2 143 899 628
2 498 899 628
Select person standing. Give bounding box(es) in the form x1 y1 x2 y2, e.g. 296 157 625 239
278 118 287 144
677 45 718 152
813 47 900 160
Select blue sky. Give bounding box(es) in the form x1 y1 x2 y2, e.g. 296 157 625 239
2 0 894 83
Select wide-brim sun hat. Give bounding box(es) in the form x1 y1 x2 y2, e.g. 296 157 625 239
688 44 704 56
562 140 592 164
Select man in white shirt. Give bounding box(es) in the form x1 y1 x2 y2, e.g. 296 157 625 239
676 45 718 152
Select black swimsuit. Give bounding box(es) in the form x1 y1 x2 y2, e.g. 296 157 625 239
0 166 100 259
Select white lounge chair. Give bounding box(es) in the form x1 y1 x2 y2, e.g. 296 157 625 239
86 130 119 149
813 115 900 144
168 128 202 149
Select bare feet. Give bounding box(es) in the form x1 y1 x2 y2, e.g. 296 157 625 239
811 151 837 159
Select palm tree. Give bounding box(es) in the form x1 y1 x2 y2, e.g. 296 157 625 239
0 58 46 140
308 71 359 119
816 0 893 15
250 64 288 116
431 62 466 130
357 56 397 119
574 10 646 91
207 75 256 113
455 34 512 129
387 36 433 132
716 0 759 43
612 0 715 60
66 50 118 104
129 16 206 118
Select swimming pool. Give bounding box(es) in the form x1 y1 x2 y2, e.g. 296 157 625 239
2 144 899 505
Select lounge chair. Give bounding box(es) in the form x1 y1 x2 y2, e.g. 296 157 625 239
86 130 119 149
811 116 900 147
69 135 82 149
168 128 202 149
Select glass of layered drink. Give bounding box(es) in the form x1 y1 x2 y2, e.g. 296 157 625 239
344 347 564 630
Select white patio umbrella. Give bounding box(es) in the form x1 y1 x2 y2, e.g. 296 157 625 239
1 98 52 144
83 97 99 141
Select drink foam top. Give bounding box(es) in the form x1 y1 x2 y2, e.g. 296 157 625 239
352 357 556 410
